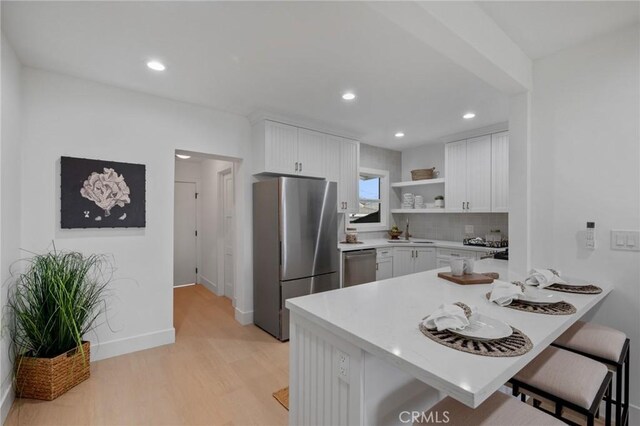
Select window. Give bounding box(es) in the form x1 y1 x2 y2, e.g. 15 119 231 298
348 168 389 231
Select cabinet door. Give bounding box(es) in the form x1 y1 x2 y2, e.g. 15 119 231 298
339 139 359 214
414 248 436 272
376 258 393 281
264 121 298 175
491 131 509 212
444 140 467 212
297 128 326 178
466 135 492 212
392 248 414 277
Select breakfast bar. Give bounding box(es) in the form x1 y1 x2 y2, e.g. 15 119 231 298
286 259 612 425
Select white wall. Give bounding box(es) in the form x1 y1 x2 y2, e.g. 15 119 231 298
19 67 253 362
530 25 640 419
0 33 22 424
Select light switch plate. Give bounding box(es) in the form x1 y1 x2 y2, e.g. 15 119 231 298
611 230 640 251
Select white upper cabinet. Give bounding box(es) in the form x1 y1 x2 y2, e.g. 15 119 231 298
444 140 467 212
491 131 509 212
326 135 359 213
297 128 326 178
263 121 298 175
252 119 359 212
444 132 506 213
465 135 492 212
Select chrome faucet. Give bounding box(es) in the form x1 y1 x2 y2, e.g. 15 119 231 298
405 218 410 240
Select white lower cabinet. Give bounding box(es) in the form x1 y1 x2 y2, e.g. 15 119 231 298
436 258 450 268
376 257 393 281
392 247 436 277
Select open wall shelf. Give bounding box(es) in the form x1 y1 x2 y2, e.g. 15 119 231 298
391 178 444 188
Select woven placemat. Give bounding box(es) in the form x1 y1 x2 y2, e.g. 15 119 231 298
545 283 602 294
485 293 577 315
419 323 532 357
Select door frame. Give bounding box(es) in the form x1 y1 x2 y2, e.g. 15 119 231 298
174 180 198 287
217 166 235 305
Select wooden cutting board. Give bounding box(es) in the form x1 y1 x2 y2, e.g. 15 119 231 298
437 272 499 285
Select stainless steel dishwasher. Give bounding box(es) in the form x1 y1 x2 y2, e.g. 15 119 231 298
343 249 377 287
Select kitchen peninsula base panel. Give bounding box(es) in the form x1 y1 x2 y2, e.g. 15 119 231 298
289 313 441 426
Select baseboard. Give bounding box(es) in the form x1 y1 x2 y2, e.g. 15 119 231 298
199 275 221 296
1 386 14 425
234 308 253 325
629 402 639 425
90 328 175 362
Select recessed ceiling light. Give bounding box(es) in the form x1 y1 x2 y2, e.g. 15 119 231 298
395 132 405 138
176 154 191 159
147 60 166 71
463 112 476 119
341 92 356 101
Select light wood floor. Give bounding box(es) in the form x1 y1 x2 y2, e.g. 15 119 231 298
6 285 290 426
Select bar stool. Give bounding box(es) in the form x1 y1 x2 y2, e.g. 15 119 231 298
509 346 612 426
553 321 630 426
413 391 564 425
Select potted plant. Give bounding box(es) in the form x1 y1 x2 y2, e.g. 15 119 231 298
7 249 110 400
434 195 444 208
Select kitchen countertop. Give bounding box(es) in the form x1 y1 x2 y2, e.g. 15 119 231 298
286 259 612 408
338 238 507 253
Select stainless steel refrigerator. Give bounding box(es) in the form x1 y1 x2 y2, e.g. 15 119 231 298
253 177 339 341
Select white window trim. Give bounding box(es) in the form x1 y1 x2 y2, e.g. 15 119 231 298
348 167 389 232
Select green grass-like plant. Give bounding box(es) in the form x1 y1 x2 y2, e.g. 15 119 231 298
7 249 110 359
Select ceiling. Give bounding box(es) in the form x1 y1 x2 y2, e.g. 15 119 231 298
2 1 509 150
478 1 640 60
3 2 638 150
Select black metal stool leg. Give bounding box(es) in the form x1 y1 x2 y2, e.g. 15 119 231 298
605 382 612 426
624 347 630 425
616 366 622 425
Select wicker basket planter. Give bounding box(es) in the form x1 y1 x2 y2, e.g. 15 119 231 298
15 341 90 401
410 168 438 180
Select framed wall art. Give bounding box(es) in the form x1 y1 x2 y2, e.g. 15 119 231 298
60 156 146 228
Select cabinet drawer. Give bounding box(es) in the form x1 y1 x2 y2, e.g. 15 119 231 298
436 248 476 258
376 248 393 259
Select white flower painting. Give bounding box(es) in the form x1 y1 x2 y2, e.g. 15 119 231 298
80 168 131 217
61 156 145 229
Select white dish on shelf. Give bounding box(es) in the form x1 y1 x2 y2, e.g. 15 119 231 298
448 314 512 341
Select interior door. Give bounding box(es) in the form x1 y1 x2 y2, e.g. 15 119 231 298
222 171 234 299
174 182 197 286
297 128 326 178
466 135 492 212
445 140 467 212
392 248 414 277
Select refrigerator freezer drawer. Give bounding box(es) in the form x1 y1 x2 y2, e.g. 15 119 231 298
280 272 339 341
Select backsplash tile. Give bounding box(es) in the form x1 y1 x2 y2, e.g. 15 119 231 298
392 213 508 242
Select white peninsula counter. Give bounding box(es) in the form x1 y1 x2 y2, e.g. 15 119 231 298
286 259 612 426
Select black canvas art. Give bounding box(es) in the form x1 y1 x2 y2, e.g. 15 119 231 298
61 156 146 228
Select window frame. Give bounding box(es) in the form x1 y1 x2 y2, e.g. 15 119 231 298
348 167 390 232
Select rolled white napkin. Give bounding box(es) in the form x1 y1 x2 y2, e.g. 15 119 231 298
422 303 474 331
489 281 524 306
526 268 567 288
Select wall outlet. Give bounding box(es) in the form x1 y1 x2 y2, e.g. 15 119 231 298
611 230 640 251
465 225 474 234
335 349 350 382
